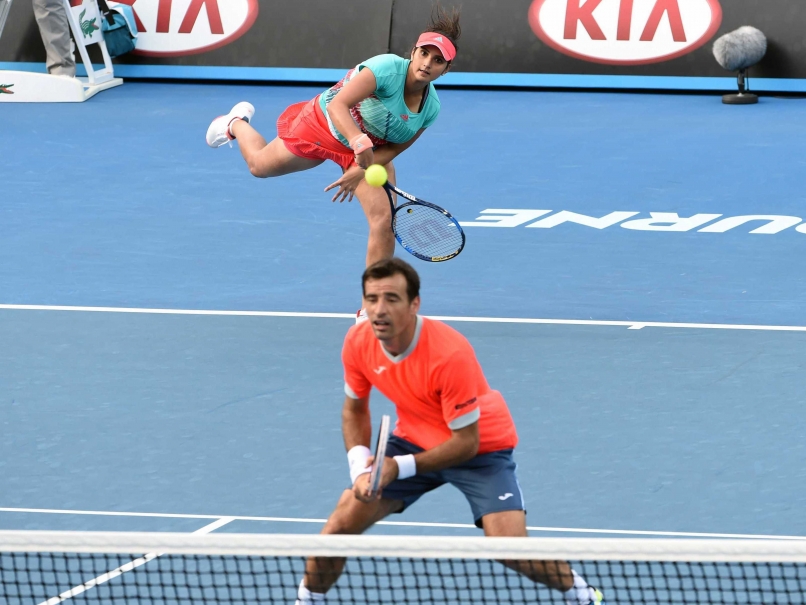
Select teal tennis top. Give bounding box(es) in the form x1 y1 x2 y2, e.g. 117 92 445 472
318 54 441 148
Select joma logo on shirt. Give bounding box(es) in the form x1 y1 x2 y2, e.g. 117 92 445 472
455 397 477 410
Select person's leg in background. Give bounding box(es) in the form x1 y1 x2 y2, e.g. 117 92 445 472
32 0 76 77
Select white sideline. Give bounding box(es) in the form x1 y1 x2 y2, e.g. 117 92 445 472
2 507 805 541
36 517 234 605
1 304 806 332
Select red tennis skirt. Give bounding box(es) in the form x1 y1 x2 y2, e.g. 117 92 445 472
276 97 357 171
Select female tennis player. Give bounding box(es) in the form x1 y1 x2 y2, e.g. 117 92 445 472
205 6 460 275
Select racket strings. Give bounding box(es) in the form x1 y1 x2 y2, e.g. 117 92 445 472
393 205 464 260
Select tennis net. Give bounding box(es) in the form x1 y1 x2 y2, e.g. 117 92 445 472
1 530 805 604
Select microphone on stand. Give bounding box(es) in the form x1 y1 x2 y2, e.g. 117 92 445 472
712 26 767 105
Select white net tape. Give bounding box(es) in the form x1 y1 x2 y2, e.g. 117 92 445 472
1 531 806 562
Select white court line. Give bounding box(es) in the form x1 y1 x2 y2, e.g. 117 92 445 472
0 304 353 319
3 507 805 541
36 517 234 605
1 303 806 332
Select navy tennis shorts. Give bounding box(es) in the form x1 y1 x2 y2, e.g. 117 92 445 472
381 435 525 528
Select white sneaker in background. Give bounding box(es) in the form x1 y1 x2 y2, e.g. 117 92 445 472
355 309 368 324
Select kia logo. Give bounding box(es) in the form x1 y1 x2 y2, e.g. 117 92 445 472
529 0 722 65
113 0 259 57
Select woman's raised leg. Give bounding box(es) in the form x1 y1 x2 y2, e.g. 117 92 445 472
207 102 324 178
230 120 324 178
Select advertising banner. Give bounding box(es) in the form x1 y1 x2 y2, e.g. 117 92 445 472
0 0 393 70
529 0 723 66
121 0 260 57
390 0 806 80
1 0 804 90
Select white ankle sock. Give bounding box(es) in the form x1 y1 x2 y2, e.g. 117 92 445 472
295 580 326 605
563 569 596 605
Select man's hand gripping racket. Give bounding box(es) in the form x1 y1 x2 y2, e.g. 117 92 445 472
354 415 391 502
367 415 390 498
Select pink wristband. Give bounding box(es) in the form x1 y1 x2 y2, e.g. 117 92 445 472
350 133 372 153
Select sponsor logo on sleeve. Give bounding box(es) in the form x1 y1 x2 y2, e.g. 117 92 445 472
455 397 477 411
111 0 259 57
0 84 14 94
528 0 722 65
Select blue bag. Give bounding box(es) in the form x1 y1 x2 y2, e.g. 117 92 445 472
98 0 138 58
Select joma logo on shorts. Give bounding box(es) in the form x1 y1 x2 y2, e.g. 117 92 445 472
460 211 806 235
112 0 259 57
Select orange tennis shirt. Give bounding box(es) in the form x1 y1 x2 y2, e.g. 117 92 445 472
342 316 518 453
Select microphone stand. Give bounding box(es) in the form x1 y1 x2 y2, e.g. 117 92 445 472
723 68 759 105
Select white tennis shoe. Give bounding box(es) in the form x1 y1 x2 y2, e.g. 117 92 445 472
356 309 369 324
206 102 255 148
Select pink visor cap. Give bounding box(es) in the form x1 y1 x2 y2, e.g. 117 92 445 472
416 32 456 61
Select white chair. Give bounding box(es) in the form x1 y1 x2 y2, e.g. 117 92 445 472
0 0 123 103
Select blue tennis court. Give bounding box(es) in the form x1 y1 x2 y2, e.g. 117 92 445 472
1 82 805 542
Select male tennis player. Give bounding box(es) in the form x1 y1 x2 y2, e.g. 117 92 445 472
206 6 460 278
294 258 605 605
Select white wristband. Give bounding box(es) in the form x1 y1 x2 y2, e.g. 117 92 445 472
347 445 372 484
394 454 417 480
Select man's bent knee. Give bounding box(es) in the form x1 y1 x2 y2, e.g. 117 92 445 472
322 491 402 535
322 491 371 535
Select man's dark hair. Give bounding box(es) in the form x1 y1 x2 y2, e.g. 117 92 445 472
362 257 421 302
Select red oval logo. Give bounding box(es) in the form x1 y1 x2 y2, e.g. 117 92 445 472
528 0 722 65
114 0 259 58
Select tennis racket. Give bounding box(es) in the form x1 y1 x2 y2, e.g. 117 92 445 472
383 183 465 262
367 414 391 498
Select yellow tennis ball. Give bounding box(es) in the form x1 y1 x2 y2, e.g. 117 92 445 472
365 164 388 187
